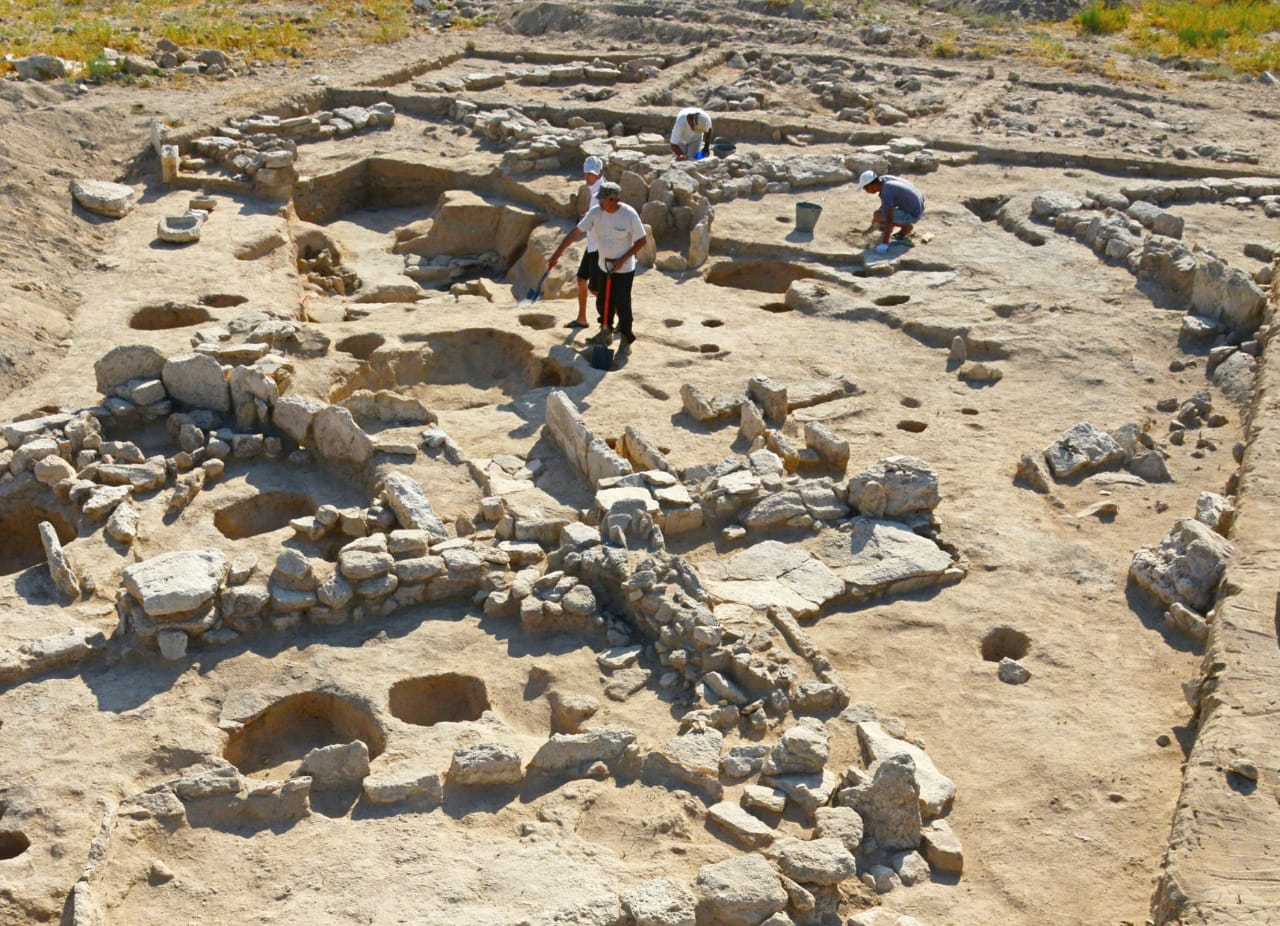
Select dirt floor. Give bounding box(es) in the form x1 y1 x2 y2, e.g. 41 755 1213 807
0 3 1277 926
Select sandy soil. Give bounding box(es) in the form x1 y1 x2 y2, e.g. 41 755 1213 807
0 3 1276 925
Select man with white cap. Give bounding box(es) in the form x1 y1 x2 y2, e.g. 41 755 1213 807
857 170 925 254
670 107 713 161
567 155 605 329
547 181 649 348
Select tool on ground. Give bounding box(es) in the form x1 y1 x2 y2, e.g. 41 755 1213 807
590 272 615 372
519 267 551 307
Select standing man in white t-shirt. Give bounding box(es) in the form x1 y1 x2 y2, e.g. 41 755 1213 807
568 155 605 329
547 182 649 348
670 108 712 161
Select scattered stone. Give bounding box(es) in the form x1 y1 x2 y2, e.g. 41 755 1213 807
449 742 524 786
998 657 1031 684
920 818 964 873
1044 423 1124 480
709 800 775 848
694 854 788 926
1130 518 1231 613
620 877 698 926
157 212 205 244
1165 602 1209 646
298 741 370 790
839 754 922 851
846 456 939 518
123 549 229 618
70 179 137 218
38 521 79 600
770 836 856 885
855 720 955 818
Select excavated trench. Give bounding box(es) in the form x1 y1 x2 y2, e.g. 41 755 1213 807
389 674 490 726
223 691 385 778
213 491 316 541
705 259 826 294
200 293 248 309
335 333 386 360
982 626 1031 662
0 830 29 860
330 331 582 411
0 493 77 576
129 301 213 331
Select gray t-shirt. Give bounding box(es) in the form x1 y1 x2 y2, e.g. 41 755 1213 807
879 175 925 219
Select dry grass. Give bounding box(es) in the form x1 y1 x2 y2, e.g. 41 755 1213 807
0 0 418 76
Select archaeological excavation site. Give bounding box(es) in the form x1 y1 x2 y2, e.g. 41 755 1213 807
0 1 1277 925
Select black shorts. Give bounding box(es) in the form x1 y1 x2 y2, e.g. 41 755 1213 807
577 249 603 292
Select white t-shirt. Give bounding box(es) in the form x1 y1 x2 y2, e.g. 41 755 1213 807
583 177 602 252
670 108 711 147
578 203 646 274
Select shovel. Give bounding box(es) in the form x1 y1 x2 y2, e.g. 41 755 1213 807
590 273 615 372
518 268 551 307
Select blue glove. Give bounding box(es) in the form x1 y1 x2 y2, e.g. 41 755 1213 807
874 243 890 254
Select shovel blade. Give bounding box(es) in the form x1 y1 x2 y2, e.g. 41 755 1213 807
589 343 615 371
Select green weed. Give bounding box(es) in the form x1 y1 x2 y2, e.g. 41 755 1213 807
1077 1 1131 35
1114 1 1280 76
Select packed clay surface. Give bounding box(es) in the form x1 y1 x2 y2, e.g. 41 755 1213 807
1 3 1278 926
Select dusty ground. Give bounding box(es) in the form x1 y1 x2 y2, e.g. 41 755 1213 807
0 2 1277 925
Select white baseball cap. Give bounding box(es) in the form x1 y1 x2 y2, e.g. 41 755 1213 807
693 112 712 133
857 170 878 190
583 155 604 175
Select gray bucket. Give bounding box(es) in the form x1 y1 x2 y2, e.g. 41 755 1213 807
795 201 822 233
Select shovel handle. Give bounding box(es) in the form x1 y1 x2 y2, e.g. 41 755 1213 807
602 273 613 328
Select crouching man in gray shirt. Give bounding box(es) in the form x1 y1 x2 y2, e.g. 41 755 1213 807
857 171 925 254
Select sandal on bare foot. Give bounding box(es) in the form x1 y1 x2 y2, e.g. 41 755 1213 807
565 320 589 328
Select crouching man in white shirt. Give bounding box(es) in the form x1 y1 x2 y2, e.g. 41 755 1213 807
670 107 712 161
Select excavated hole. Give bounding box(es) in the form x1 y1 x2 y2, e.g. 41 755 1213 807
901 397 922 408
961 407 980 415
963 195 1010 222
214 491 315 540
200 293 248 308
129 301 213 331
389 674 490 726
761 302 793 314
702 319 724 328
705 260 821 294
0 831 30 860
663 319 684 328
223 691 385 777
0 498 76 576
336 333 386 360
897 419 927 433
519 313 556 330
699 344 720 354
982 627 1030 662
875 295 910 307
897 259 955 273
329 329 582 411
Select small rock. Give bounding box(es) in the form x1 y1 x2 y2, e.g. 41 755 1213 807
998 657 1031 684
